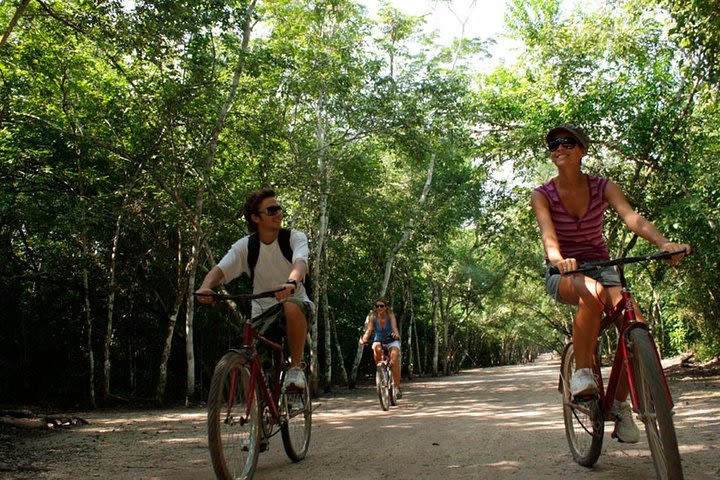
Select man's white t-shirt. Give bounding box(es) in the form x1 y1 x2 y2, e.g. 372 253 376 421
217 229 312 317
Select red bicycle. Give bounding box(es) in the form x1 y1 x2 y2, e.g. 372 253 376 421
557 250 685 479
196 289 312 480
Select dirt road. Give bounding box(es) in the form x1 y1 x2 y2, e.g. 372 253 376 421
3 354 719 479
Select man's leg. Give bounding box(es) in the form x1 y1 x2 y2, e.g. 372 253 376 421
283 301 307 367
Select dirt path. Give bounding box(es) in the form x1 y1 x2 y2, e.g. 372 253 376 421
3 354 719 479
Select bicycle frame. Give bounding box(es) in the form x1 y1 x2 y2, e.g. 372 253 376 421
590 265 674 421
231 321 286 428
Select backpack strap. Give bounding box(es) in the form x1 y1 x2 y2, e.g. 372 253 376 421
247 232 260 289
278 228 293 263
247 228 293 289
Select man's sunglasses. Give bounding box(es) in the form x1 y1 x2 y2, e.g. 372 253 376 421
375 304 386 308
547 137 578 152
257 205 283 216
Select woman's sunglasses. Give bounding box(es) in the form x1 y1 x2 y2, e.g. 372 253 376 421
257 205 283 216
547 137 578 152
375 304 386 308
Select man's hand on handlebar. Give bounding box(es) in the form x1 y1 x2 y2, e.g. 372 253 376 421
194 288 217 305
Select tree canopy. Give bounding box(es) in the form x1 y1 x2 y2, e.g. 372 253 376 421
1 0 717 407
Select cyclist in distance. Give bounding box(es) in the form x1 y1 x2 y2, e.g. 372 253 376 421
359 299 402 399
530 123 691 443
195 187 313 390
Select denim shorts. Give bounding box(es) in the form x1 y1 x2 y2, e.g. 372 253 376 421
373 339 401 351
545 263 621 305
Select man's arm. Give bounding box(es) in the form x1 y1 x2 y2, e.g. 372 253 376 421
195 266 226 305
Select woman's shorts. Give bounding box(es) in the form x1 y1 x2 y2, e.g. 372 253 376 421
545 263 621 305
373 340 401 351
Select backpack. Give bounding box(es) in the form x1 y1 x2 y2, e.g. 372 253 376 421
247 228 313 300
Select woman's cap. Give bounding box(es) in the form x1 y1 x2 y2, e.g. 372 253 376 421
546 123 590 150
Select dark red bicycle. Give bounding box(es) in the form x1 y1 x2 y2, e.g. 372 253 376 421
557 250 685 479
196 289 312 480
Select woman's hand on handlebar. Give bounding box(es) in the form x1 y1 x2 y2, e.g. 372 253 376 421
553 257 578 275
660 242 692 265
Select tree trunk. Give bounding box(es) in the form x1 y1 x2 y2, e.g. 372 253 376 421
0 0 31 49
379 154 435 295
156 235 186 405
103 209 123 401
330 310 349 386
405 281 414 379
431 283 439 377
323 284 332 390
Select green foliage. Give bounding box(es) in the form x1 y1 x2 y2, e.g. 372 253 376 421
0 0 717 407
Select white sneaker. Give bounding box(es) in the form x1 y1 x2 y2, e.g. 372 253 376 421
612 401 641 443
283 364 306 390
570 368 598 396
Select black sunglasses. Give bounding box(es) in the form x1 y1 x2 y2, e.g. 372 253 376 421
375 304 386 308
547 137 578 152
257 205 283 216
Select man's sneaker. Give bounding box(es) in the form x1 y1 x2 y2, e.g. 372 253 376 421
283 364 306 390
570 368 599 396
395 386 402 400
612 401 641 443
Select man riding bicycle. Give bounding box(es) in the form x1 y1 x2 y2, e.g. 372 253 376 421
359 299 402 399
195 187 313 390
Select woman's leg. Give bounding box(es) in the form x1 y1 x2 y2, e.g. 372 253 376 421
372 342 383 364
557 275 608 369
389 347 401 387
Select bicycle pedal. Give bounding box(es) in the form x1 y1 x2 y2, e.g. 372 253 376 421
259 439 270 452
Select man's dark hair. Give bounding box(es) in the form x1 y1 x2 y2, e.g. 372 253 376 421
243 188 276 232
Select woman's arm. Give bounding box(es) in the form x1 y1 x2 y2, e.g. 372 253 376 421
605 180 691 263
530 190 578 272
359 313 374 344
390 312 400 339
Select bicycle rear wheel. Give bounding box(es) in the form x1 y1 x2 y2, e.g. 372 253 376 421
389 367 397 406
629 328 684 480
207 351 261 480
376 363 390 411
560 342 604 467
280 370 312 462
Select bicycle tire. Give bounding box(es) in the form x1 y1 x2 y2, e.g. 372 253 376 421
280 370 312 462
560 342 604 467
376 363 390 411
207 351 261 480
629 328 684 480
389 367 397 406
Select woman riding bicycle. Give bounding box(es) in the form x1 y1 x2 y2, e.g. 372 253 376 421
530 123 691 443
359 299 402 399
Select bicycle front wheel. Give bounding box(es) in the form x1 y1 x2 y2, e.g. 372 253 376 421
280 370 312 462
207 351 261 480
560 342 604 467
376 363 390 411
629 328 684 480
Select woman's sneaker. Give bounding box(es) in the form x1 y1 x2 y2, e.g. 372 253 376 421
570 368 599 396
612 401 641 443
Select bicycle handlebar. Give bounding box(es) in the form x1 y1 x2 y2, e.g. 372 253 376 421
193 287 285 301
549 249 687 276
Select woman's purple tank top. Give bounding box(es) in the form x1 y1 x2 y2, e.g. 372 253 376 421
535 175 610 261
